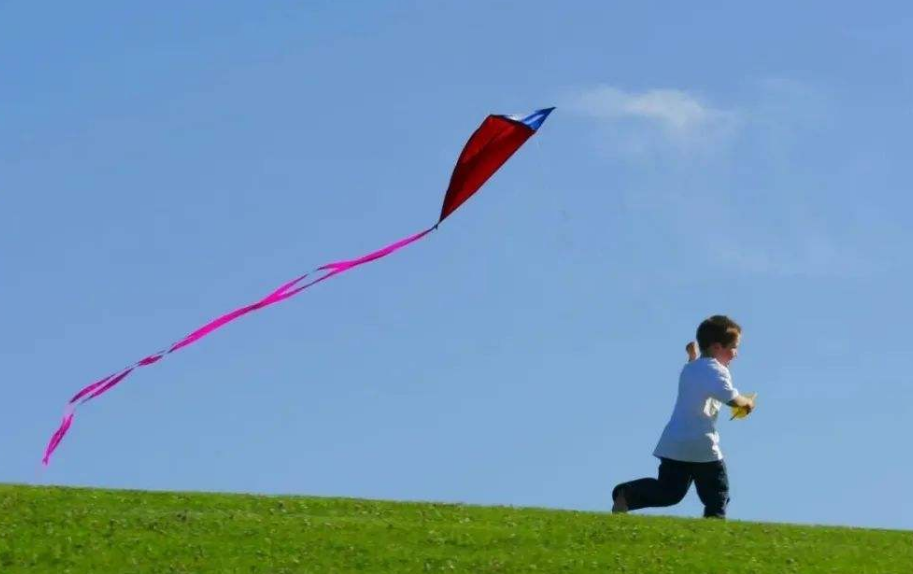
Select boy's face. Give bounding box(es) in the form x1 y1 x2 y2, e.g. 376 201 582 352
710 334 740 367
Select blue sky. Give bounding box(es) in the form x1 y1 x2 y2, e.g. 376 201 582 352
3 1 912 530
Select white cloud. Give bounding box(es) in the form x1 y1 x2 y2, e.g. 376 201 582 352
566 86 739 153
563 79 892 279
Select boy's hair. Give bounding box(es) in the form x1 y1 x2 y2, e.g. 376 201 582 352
696 315 742 353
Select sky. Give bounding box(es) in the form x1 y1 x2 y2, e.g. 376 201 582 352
3 1 912 531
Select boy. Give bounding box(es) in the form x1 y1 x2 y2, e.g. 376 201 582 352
611 315 754 519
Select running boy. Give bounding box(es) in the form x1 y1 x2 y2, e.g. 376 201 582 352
611 315 754 518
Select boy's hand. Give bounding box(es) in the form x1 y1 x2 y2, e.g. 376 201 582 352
685 342 698 362
744 395 756 413
729 393 757 420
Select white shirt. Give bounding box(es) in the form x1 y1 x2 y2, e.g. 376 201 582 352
653 358 739 463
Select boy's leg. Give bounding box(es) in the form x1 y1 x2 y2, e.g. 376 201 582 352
692 460 730 518
612 458 692 512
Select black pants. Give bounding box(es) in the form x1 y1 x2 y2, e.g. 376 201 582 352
613 457 730 518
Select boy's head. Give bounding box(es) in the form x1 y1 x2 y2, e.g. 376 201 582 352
696 315 741 366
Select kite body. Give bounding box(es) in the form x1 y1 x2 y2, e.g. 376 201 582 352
440 109 552 222
42 107 553 465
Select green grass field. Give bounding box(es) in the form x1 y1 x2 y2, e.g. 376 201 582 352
1 484 910 573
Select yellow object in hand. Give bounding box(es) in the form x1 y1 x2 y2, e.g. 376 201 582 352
730 392 757 420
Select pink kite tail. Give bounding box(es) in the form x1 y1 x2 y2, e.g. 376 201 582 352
264 273 310 300
169 274 310 353
169 303 264 353
138 353 165 366
272 226 436 301
44 367 135 465
43 228 434 466
318 227 434 272
42 408 75 465
85 368 136 402
43 274 313 466
263 227 435 305
69 373 117 404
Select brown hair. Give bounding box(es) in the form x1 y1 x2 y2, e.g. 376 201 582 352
696 315 742 353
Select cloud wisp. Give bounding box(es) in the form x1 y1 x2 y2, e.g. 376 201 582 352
566 86 739 154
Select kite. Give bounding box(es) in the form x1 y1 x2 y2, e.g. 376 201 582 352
42 107 555 465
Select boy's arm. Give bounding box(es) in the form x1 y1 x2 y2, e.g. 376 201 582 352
686 342 698 362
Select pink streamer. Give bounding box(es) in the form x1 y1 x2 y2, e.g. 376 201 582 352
138 354 164 366
169 273 310 353
169 303 264 353
85 368 135 402
42 409 74 465
69 374 116 404
318 228 434 272
42 227 435 465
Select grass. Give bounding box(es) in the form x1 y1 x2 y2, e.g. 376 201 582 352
1 484 911 573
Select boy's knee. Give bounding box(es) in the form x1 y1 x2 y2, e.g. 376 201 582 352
656 486 689 507
655 486 690 507
611 484 623 501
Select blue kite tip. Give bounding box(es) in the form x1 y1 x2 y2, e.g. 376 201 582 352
516 107 555 131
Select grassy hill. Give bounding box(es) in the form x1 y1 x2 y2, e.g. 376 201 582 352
1 484 910 573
